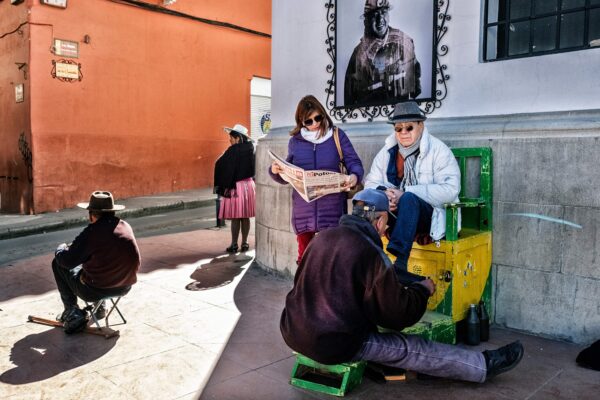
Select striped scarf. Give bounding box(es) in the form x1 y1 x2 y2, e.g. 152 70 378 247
398 139 420 190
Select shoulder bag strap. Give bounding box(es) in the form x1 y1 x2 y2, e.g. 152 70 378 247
333 127 344 163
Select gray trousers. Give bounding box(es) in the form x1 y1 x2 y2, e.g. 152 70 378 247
352 332 487 383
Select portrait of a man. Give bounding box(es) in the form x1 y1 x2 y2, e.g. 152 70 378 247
335 0 435 109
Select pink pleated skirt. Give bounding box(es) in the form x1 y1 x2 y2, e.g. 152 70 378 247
219 177 256 219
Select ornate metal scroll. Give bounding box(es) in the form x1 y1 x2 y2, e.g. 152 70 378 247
324 0 451 121
422 0 450 114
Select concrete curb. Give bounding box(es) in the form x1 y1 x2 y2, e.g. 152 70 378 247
0 198 216 240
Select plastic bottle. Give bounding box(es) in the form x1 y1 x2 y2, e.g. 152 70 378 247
479 300 490 342
466 304 480 345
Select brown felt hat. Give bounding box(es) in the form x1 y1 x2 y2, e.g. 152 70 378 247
77 191 125 211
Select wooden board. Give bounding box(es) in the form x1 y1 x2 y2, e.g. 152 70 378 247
27 315 119 339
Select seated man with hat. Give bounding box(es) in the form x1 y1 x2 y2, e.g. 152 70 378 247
364 101 460 281
281 188 524 382
52 191 140 333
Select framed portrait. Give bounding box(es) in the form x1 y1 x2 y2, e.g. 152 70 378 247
334 0 437 109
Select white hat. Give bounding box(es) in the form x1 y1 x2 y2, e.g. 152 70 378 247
223 124 251 139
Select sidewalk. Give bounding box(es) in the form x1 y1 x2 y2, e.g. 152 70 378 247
0 224 256 399
0 189 216 240
0 190 598 399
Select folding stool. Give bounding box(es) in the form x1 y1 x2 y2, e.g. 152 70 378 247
85 296 127 330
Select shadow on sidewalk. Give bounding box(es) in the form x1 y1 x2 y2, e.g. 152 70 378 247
186 254 253 291
0 328 117 385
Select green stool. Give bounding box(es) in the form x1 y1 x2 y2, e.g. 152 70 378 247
290 353 366 397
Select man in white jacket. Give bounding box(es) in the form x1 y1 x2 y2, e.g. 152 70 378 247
364 101 460 276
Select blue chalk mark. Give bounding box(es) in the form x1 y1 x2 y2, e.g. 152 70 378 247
505 213 582 229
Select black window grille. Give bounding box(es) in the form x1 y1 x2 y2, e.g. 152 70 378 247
484 0 600 61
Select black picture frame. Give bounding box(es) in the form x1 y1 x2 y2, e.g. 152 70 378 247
325 0 451 121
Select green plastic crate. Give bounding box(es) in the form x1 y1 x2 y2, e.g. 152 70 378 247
290 353 366 397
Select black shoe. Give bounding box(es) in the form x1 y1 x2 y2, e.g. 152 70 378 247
483 341 524 380
226 244 238 253
241 243 250 251
57 305 79 322
94 301 106 320
63 306 89 334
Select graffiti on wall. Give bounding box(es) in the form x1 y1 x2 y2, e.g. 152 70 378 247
18 132 33 183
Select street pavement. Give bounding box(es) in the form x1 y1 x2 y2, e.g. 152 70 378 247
0 188 216 240
0 190 598 399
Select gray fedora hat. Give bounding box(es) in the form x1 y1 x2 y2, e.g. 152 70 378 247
387 101 427 124
77 191 125 211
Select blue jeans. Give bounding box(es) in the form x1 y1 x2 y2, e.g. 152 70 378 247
352 332 487 383
387 192 433 269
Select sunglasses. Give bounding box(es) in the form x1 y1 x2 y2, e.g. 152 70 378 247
303 114 324 126
394 124 417 133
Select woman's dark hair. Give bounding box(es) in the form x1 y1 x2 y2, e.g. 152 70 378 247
290 95 334 138
230 130 249 143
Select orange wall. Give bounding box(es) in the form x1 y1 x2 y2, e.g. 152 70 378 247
0 2 32 213
24 0 270 212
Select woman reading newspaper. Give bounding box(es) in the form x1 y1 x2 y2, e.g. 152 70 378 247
269 95 364 264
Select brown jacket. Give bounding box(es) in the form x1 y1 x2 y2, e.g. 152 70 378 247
280 215 429 365
55 216 140 288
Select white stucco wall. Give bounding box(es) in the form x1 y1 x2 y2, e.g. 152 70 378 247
265 0 600 345
272 0 600 128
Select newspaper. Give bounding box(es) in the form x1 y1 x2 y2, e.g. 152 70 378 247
268 150 348 203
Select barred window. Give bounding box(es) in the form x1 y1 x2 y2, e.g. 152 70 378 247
484 0 600 61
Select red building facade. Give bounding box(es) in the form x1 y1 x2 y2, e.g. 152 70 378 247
0 0 271 213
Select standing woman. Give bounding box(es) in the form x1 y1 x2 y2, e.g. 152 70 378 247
269 95 364 264
214 124 256 253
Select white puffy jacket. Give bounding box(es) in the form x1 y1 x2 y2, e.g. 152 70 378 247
364 127 461 241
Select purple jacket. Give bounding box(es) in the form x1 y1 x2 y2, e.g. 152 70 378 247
269 128 364 234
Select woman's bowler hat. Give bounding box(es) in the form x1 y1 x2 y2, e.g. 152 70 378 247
223 124 253 141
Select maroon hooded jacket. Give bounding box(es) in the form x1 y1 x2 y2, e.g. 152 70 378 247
55 216 140 288
280 214 429 364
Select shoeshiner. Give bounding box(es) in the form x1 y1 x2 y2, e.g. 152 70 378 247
52 191 140 333
280 188 524 382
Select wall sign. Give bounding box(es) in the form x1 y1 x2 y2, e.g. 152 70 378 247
54 39 78 58
15 84 24 103
51 59 83 82
41 0 67 8
56 62 78 79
